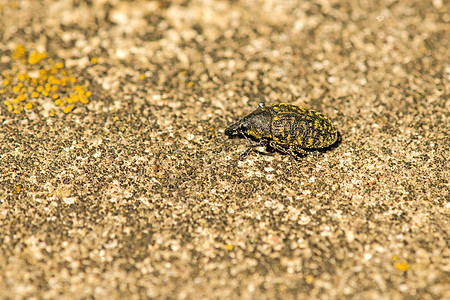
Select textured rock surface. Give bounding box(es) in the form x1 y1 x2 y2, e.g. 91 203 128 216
0 0 448 298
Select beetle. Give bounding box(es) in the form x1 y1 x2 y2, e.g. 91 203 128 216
225 103 338 159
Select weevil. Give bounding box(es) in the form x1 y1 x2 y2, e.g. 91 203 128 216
225 103 338 159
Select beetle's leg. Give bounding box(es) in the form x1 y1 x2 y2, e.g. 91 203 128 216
289 145 308 160
290 144 307 155
268 141 289 153
240 140 268 159
269 142 306 161
239 147 253 159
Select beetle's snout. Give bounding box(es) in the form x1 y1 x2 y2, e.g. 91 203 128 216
225 122 241 137
226 120 250 137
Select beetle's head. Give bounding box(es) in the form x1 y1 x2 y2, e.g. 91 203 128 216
225 121 242 137
225 109 271 140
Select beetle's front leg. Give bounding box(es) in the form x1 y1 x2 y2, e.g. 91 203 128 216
289 144 307 156
268 141 289 154
269 141 306 161
287 144 308 160
240 140 269 159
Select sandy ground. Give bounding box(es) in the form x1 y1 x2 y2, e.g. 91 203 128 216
0 0 449 299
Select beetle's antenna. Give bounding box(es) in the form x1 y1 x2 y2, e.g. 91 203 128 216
239 147 252 159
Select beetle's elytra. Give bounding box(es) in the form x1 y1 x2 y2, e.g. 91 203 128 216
225 103 338 158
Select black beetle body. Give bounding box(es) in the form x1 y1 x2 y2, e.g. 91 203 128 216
225 103 338 158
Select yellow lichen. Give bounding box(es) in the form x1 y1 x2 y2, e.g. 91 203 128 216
17 73 28 81
63 105 75 114
224 244 234 251
2 45 93 114
28 51 47 65
12 45 26 60
394 262 409 271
